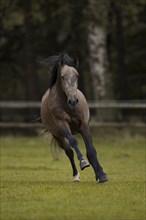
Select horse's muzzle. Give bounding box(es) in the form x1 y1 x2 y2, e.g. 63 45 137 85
68 98 79 107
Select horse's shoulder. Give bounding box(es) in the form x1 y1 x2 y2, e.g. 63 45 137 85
77 89 88 104
76 89 90 121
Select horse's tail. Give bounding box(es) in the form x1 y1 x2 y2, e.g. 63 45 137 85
40 129 61 160
51 136 62 161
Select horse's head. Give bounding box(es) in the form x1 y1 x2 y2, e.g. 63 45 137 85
59 55 79 107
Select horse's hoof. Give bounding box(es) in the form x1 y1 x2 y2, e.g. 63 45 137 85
73 172 80 182
80 160 90 170
97 174 109 183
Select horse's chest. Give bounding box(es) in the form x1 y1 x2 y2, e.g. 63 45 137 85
66 107 77 118
66 108 80 127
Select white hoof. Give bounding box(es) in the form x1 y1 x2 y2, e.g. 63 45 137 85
73 172 80 182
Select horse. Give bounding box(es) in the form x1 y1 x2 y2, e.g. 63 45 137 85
41 53 108 183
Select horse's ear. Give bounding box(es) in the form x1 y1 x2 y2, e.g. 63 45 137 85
59 54 65 67
74 57 79 68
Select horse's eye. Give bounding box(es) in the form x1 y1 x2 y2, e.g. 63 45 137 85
61 75 64 80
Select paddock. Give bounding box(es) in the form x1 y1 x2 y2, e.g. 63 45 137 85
1 135 145 220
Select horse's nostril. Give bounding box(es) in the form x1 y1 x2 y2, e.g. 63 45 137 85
68 98 78 106
68 99 72 104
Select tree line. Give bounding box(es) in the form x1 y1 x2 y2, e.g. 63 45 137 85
0 0 146 102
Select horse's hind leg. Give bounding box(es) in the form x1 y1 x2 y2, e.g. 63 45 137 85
54 136 80 182
65 147 80 182
63 129 90 170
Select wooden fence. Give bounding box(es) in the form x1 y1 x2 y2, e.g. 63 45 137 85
0 101 146 128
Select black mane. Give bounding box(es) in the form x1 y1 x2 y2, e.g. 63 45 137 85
41 53 77 88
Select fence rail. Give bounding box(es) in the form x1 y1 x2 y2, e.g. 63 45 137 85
0 122 145 129
0 101 146 129
0 101 146 109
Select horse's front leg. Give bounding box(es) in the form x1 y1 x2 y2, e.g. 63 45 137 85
63 128 90 170
80 124 109 183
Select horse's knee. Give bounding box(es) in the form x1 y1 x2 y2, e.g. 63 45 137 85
70 137 78 147
67 135 78 148
64 129 78 147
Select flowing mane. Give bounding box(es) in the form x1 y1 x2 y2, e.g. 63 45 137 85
41 53 78 88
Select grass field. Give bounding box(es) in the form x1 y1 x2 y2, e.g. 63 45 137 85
0 134 145 220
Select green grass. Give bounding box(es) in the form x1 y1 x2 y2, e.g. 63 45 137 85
0 134 145 220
